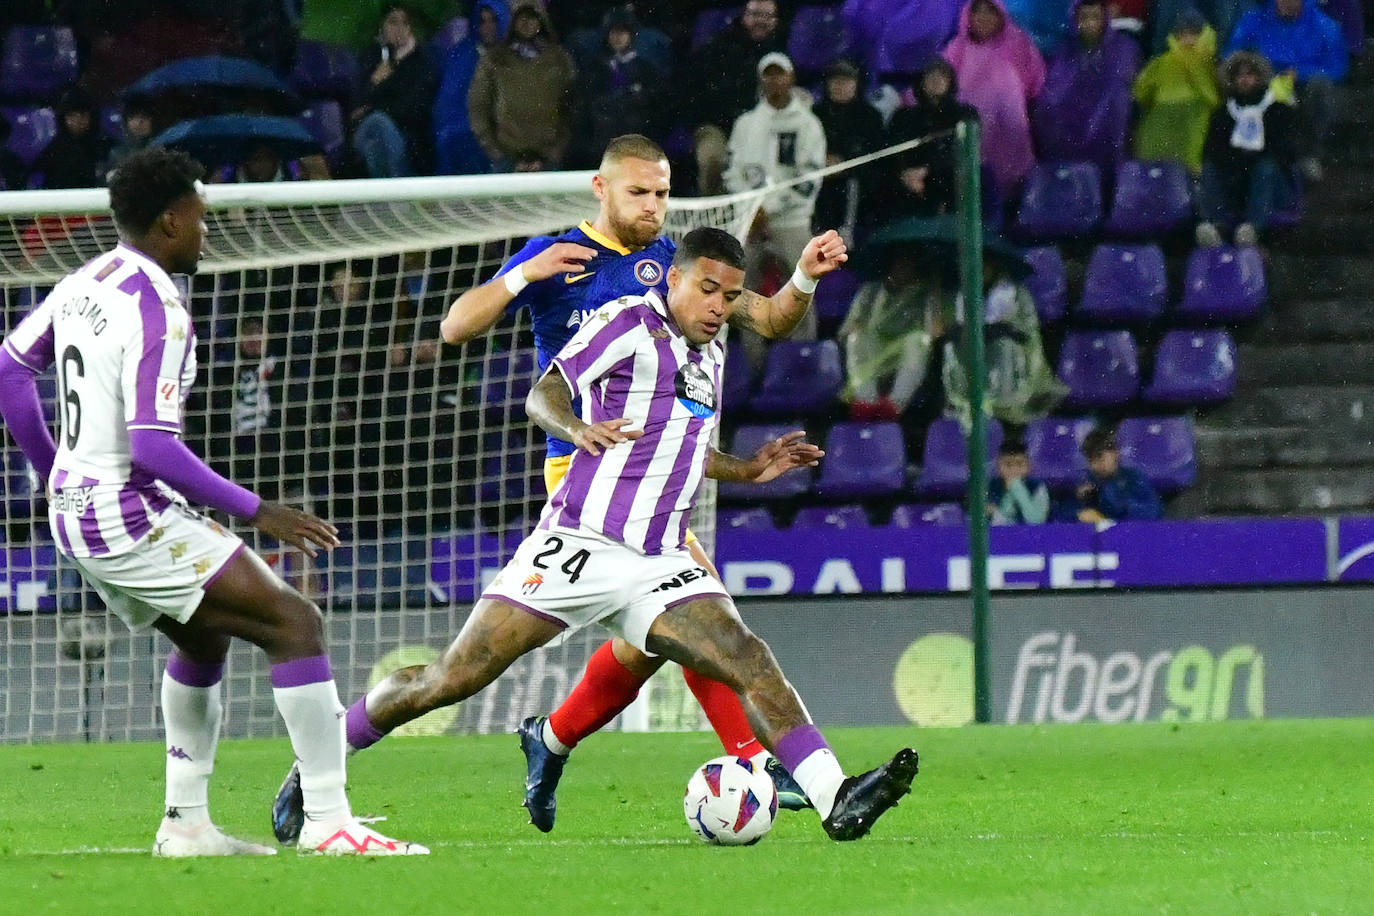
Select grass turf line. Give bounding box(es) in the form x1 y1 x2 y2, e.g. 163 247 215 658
1 719 1371 915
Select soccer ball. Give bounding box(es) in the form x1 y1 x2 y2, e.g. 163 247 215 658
683 756 778 845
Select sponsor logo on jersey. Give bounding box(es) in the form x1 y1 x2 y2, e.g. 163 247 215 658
653 566 711 592
564 271 596 284
675 363 716 418
521 572 544 595
156 376 181 422
634 259 663 286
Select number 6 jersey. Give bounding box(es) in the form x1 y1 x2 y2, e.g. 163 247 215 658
2 243 196 557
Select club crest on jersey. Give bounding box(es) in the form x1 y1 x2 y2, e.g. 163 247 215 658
675 363 716 418
634 259 663 286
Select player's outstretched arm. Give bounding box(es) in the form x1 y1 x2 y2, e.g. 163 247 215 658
0 348 58 478
439 241 598 345
526 368 642 457
728 230 848 340
705 431 823 484
248 501 341 558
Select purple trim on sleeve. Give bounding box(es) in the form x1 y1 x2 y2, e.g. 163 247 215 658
270 654 333 688
167 650 225 688
4 329 54 372
0 349 58 478
127 428 260 519
346 697 387 750
774 724 832 776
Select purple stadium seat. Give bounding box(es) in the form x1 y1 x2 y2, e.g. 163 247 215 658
482 348 538 416
1014 162 1102 240
914 417 1003 499
1142 329 1237 406
751 339 844 415
1057 330 1140 408
0 27 78 101
787 6 853 74
3 105 56 166
791 504 871 530
287 40 360 102
1117 415 1196 494
719 424 814 500
718 506 777 532
813 267 861 323
691 8 739 51
722 346 754 412
1176 245 1266 324
1077 244 1167 325
1104 160 1193 237
1025 416 1094 493
891 502 965 526
299 100 345 167
1024 246 1067 323
814 421 906 498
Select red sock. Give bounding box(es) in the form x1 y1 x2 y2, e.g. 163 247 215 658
682 667 765 759
547 641 646 748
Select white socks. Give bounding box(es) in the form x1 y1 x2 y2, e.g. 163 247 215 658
270 656 350 829
162 652 224 813
792 749 844 819
542 718 572 756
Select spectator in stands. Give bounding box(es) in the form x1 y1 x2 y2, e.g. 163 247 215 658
811 59 885 241
724 51 826 365
105 100 156 172
1058 427 1163 521
685 0 787 195
841 249 938 422
1031 0 1139 174
570 7 668 169
353 2 439 177
882 58 980 220
1225 0 1347 179
467 1 576 172
34 89 111 189
1003 0 1073 52
1132 9 1219 174
0 115 28 191
434 0 510 175
988 437 1050 524
1195 50 1299 248
210 142 332 183
942 0 1046 195
842 0 965 79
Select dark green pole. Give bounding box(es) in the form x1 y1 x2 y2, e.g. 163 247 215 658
956 120 992 724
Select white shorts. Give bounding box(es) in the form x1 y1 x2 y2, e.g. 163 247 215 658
67 505 245 632
481 527 734 653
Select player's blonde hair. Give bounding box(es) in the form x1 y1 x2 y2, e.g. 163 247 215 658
600 134 668 171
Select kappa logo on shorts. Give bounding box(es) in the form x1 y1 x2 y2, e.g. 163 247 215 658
652 567 711 592
634 259 663 286
522 573 545 595
168 541 188 560
147 526 166 544
193 558 212 576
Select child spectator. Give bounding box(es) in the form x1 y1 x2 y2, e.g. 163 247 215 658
1132 9 1219 174
1058 427 1163 522
988 437 1050 524
570 8 667 168
106 100 156 172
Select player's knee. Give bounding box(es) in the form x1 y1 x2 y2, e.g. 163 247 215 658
275 593 326 653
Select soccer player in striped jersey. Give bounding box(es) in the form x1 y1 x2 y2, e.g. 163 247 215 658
308 228 918 841
438 134 846 826
0 148 425 857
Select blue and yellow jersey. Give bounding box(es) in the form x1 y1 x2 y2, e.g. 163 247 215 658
496 221 676 458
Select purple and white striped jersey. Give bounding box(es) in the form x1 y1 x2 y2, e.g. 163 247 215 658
3 243 196 558
542 290 725 556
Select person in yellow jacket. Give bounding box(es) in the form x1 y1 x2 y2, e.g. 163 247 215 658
1132 9 1219 174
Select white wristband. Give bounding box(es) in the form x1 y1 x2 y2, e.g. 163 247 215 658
791 265 818 295
504 265 530 296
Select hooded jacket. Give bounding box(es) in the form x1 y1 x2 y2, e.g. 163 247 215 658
1225 0 1348 82
434 0 511 173
884 59 979 216
1203 52 1299 170
1133 24 1219 172
724 93 828 229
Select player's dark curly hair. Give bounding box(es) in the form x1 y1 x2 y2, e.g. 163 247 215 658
674 227 745 272
107 147 204 236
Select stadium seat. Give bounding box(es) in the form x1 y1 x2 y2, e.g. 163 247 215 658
1117 415 1197 493
718 424 813 501
751 339 844 415
722 345 755 411
299 100 346 168
1024 245 1067 324
0 26 79 101
1013 162 1102 240
890 502 964 526
914 417 1002 499
287 40 360 102
718 506 777 532
1057 330 1140 408
813 267 861 324
813 422 906 499
1142 329 1237 406
791 504 871 530
691 8 738 51
482 348 539 417
1103 160 1193 238
2 105 56 167
1176 245 1266 325
1024 416 1094 494
1076 244 1168 325
787 6 853 75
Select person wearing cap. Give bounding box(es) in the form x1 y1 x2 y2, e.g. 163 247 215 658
811 59 884 239
1056 427 1163 522
723 51 828 368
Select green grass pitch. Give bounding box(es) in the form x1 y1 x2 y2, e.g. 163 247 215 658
2 719 1371 914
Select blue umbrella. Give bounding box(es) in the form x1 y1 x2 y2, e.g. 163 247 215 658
152 114 321 167
123 56 299 113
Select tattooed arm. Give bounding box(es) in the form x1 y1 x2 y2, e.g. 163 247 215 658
727 229 849 339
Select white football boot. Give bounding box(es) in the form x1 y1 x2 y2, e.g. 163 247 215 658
297 818 429 856
154 814 277 857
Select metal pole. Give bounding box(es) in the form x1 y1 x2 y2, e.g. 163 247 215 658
956 120 992 724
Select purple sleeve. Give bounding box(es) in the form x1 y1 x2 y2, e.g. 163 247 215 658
128 428 261 519
0 348 57 479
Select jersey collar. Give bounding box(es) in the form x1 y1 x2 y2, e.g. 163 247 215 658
578 220 631 256
114 241 184 303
